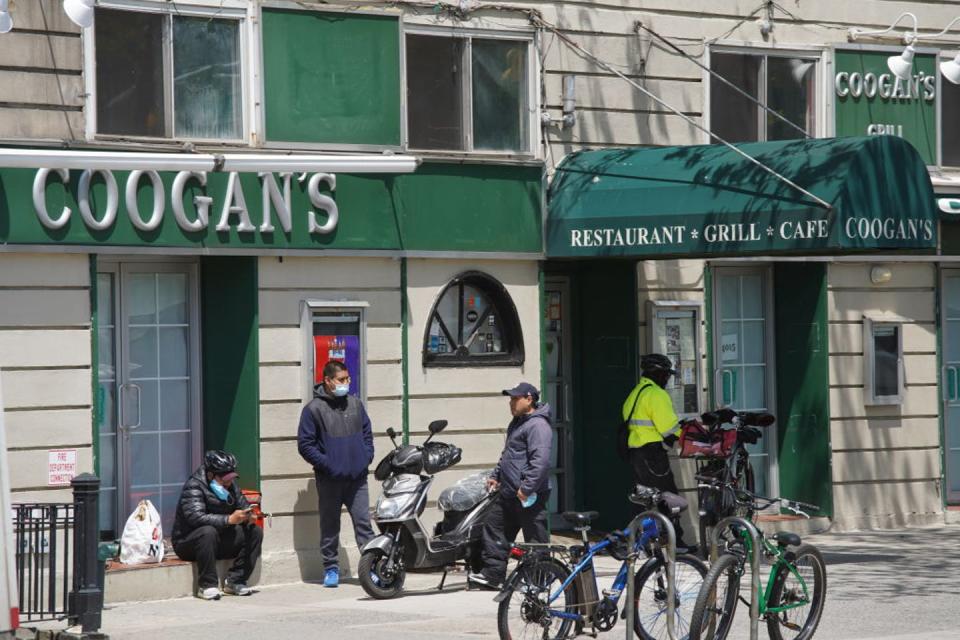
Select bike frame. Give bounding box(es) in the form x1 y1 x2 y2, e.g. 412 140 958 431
734 527 812 616
545 517 661 621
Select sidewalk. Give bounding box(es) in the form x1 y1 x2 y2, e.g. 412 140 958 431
66 525 960 639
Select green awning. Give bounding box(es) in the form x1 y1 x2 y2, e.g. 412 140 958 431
547 136 937 258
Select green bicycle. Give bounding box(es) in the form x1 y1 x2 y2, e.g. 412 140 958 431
688 494 827 640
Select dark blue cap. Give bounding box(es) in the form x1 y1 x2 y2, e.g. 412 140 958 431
502 382 540 401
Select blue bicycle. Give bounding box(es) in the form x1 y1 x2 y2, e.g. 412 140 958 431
495 486 707 640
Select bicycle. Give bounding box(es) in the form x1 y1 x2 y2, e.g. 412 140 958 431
687 492 827 640
677 408 776 556
495 485 707 640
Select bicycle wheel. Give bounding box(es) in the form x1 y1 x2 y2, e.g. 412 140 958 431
497 556 575 640
765 544 827 640
688 553 741 640
733 457 755 520
633 554 707 640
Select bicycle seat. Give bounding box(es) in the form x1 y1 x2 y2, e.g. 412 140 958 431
561 511 599 528
773 532 801 547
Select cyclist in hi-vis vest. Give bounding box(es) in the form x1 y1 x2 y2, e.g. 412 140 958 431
622 353 694 553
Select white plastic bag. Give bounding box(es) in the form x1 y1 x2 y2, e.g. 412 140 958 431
120 500 164 565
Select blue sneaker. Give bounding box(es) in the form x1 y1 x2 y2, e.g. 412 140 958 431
323 568 339 588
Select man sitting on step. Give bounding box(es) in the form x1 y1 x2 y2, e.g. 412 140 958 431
171 450 263 600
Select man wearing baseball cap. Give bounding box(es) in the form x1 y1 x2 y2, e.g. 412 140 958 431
171 450 262 600
468 382 553 589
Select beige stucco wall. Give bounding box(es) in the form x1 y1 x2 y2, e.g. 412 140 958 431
0 253 93 503
827 262 942 530
256 256 539 583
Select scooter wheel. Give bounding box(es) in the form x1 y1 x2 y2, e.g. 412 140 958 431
358 549 405 599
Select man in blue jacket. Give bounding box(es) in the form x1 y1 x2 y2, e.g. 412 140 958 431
469 382 553 589
297 360 375 588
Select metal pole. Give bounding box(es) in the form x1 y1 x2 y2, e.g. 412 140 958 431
625 510 678 640
713 516 763 640
68 473 102 633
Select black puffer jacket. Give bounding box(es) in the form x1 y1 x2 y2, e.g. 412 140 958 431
171 466 249 547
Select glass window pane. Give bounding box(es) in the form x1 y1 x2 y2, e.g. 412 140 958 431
946 277 960 319
740 275 764 318
406 35 464 149
943 77 960 167
128 274 157 325
719 321 742 365
161 432 191 484
98 382 117 435
130 432 160 486
158 327 188 378
873 325 900 397
743 366 766 410
766 57 816 140
160 380 189 431
173 17 242 139
95 9 165 137
718 275 740 319
97 274 115 327
710 53 761 143
157 274 188 325
129 326 158 379
741 320 765 364
472 39 528 151
99 432 117 490
99 487 117 536
98 328 115 381
950 449 960 493
138 380 161 431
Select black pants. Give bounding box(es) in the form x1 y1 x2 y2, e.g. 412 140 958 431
174 523 263 589
629 443 687 543
480 489 550 583
317 474 375 571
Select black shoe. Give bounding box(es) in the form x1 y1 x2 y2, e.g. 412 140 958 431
467 572 500 590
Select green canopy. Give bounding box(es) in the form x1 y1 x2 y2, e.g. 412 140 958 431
547 136 936 258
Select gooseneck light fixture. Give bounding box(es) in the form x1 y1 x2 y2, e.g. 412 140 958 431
0 0 13 34
849 12 960 84
63 0 95 29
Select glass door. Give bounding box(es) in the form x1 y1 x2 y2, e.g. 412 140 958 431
943 270 960 504
97 262 201 537
544 278 573 526
713 268 777 498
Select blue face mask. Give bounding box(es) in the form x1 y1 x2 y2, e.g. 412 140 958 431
209 479 230 501
333 384 350 397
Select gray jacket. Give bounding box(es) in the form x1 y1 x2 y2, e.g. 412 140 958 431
490 403 553 497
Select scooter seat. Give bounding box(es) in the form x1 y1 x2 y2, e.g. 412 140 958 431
773 531 801 547
561 511 599 529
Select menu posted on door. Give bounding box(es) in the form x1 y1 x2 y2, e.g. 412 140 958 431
48 449 77 486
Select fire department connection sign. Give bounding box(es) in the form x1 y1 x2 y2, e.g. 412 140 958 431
48 449 77 486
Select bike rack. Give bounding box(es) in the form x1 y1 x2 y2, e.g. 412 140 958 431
711 516 763 640
624 510 678 640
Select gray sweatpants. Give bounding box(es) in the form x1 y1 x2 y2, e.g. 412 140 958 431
316 474 375 571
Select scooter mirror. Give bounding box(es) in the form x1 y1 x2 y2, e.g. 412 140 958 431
386 427 397 439
428 420 448 434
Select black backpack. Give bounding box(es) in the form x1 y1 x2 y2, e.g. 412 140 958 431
617 383 652 462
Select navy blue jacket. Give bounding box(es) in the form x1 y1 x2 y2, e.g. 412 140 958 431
490 403 553 497
297 385 374 480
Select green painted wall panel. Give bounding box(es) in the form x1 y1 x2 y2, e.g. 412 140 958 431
262 9 401 146
201 256 260 488
774 263 832 516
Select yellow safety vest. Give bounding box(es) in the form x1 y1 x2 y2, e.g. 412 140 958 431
621 377 680 448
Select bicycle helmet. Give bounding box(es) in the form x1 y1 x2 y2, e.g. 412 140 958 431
204 450 237 476
640 353 678 376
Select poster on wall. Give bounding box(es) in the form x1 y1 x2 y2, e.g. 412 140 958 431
314 335 361 396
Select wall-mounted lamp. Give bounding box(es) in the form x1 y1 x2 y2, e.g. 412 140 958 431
63 0 96 29
942 53 960 85
888 44 917 80
849 12 960 84
541 74 577 129
0 0 13 34
871 266 893 285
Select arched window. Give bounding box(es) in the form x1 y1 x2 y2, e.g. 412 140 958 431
423 271 524 367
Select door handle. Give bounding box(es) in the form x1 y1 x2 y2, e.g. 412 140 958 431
946 366 960 403
119 383 143 431
563 382 571 423
128 383 142 430
720 370 735 406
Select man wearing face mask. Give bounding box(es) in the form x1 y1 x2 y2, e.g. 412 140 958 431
171 450 262 600
297 360 375 588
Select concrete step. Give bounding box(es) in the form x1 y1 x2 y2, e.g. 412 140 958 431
104 559 195 604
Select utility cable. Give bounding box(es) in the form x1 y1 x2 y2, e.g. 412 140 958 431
530 15 833 211
635 22 810 140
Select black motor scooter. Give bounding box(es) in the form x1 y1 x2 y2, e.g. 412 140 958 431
358 420 495 599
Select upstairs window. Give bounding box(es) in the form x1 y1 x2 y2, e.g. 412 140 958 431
406 32 532 153
423 272 524 367
95 8 243 140
943 64 960 167
710 51 817 143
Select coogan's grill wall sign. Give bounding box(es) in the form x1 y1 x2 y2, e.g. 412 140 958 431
834 46 939 166
0 166 402 250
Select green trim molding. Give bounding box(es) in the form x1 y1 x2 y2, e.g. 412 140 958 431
547 136 937 258
0 161 542 254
